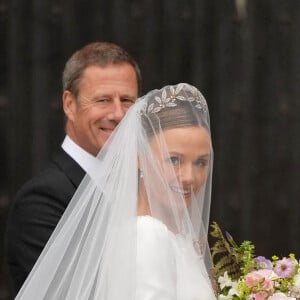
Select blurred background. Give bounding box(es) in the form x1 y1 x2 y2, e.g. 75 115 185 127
0 0 299 298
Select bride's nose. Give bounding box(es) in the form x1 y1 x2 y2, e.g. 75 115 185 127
178 164 194 185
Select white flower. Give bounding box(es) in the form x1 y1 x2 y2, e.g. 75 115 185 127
228 281 239 297
288 273 300 298
218 294 232 300
218 271 234 290
294 274 300 288
268 292 296 300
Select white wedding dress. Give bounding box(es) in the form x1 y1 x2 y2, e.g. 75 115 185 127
136 216 216 300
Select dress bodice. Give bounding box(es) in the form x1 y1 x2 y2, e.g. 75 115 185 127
136 216 216 300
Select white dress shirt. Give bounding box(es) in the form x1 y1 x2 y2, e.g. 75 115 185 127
61 135 98 175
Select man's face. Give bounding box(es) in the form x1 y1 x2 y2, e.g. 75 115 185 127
63 63 138 156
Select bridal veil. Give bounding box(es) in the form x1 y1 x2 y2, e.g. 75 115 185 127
16 83 216 299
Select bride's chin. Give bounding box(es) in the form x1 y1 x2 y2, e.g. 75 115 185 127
184 196 192 208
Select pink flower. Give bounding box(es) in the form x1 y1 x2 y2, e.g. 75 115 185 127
245 269 275 291
274 258 295 279
250 291 269 300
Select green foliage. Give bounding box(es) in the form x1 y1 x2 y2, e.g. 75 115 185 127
211 222 300 299
210 222 256 282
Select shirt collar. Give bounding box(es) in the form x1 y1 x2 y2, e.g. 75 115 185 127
61 135 98 174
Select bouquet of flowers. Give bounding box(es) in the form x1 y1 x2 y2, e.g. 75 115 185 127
210 222 300 300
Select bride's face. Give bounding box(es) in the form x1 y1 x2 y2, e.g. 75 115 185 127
149 126 211 207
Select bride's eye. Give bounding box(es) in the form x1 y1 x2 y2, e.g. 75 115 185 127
194 158 208 168
167 156 180 166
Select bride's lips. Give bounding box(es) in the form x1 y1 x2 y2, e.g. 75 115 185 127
170 186 191 197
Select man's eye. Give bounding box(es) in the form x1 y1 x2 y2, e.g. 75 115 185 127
122 99 135 104
96 99 109 103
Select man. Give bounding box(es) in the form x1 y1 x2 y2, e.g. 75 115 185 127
5 42 141 294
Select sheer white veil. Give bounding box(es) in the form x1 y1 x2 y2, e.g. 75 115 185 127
16 83 215 300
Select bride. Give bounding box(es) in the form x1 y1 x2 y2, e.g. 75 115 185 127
16 83 216 299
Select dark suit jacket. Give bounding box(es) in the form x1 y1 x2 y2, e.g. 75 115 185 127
5 147 85 294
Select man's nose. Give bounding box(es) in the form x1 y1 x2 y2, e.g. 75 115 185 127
107 100 126 122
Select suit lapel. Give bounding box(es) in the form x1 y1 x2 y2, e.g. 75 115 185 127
51 147 86 188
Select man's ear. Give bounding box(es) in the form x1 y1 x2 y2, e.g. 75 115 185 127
63 91 77 121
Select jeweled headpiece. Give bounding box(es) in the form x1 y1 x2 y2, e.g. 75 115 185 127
142 83 208 115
